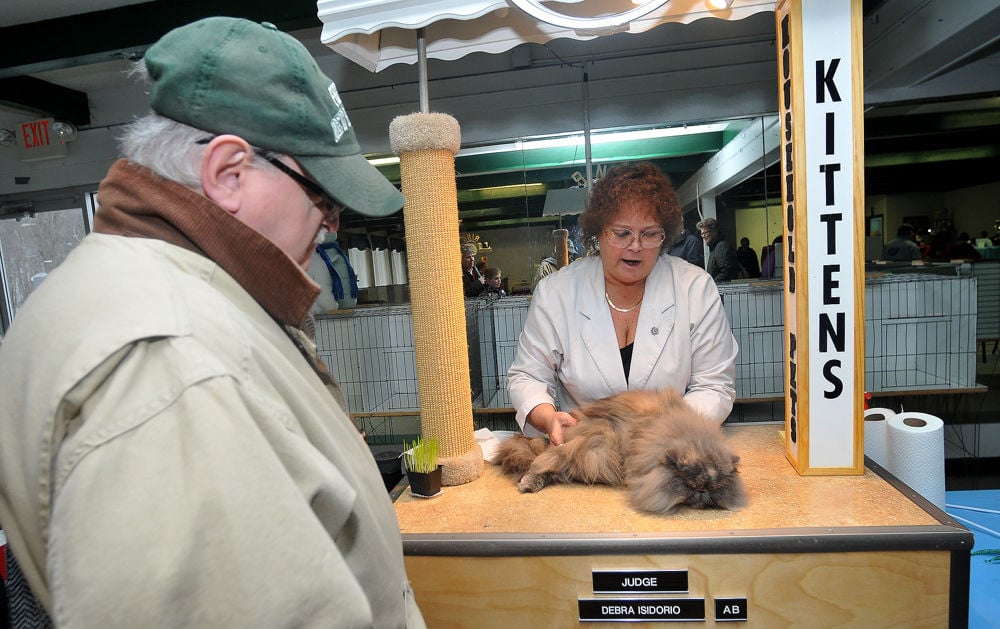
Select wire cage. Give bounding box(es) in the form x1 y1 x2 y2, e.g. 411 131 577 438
972 263 999 341
719 282 785 400
314 301 501 441
476 296 531 409
315 305 419 414
719 274 977 399
721 273 979 398
314 273 979 437
865 273 978 392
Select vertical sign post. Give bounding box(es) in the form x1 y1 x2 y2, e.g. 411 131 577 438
776 0 865 475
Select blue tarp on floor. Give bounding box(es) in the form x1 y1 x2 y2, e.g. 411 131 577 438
946 490 1000 629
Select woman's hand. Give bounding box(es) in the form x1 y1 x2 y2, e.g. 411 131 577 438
526 404 578 446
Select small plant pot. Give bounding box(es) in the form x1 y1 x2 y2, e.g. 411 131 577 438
406 465 443 498
374 449 404 493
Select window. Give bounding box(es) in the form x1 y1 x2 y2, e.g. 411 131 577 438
0 206 89 331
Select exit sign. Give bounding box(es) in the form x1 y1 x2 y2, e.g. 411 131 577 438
17 118 68 161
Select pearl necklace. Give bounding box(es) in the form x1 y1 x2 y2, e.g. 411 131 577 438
605 291 643 313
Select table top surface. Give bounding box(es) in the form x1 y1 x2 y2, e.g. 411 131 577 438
394 424 948 538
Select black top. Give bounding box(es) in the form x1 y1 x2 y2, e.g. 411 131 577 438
620 342 634 382
463 269 486 297
736 246 761 278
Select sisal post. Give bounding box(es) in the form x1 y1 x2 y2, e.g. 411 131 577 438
553 228 569 268
389 112 483 486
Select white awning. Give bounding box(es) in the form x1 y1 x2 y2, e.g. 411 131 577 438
542 187 587 216
318 0 776 72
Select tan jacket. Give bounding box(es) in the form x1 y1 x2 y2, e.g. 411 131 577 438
0 233 424 627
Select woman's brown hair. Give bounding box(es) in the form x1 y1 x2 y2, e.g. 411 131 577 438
579 161 681 254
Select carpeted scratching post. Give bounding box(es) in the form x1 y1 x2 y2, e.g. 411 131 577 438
389 112 483 487
553 228 570 268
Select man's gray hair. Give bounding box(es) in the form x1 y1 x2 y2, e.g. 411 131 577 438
117 59 207 185
119 113 285 191
119 62 278 189
119 114 208 187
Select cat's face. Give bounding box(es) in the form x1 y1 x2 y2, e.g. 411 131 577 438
669 446 745 510
629 440 746 515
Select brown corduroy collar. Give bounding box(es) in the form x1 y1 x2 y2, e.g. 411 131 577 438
94 159 320 326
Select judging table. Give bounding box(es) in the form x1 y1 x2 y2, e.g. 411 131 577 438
393 423 973 627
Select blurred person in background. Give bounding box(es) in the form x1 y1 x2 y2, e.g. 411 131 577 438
697 217 744 282
462 241 486 297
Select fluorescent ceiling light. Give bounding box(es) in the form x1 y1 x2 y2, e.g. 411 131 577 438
512 122 730 152
369 122 729 164
367 156 400 167
460 183 547 201
457 142 522 158
706 0 734 9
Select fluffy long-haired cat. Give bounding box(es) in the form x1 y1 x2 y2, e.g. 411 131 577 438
496 389 747 515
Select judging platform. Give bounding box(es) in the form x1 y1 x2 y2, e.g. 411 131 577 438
393 423 972 627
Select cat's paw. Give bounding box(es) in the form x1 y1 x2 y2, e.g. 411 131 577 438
518 473 546 493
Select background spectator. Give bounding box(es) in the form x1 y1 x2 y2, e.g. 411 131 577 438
882 223 922 261
668 219 705 267
697 217 744 282
736 237 761 278
462 241 486 297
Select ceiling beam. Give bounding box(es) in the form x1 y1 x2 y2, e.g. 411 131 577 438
0 0 322 78
865 145 1000 168
863 0 1000 90
0 75 90 125
865 108 1000 139
676 116 780 210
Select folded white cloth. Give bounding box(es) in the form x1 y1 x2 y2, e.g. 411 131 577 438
475 428 521 463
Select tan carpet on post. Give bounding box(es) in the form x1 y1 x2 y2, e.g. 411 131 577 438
389 112 483 486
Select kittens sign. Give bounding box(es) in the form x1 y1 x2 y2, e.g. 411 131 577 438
775 0 865 475
495 390 747 515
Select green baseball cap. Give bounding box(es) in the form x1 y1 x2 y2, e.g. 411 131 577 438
144 17 403 217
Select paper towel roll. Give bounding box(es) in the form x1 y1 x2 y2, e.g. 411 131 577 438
864 408 895 469
886 412 946 511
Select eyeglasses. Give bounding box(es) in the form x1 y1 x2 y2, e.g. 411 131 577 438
196 136 344 222
605 227 666 249
258 153 345 223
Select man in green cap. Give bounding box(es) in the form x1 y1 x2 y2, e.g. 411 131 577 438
0 17 425 628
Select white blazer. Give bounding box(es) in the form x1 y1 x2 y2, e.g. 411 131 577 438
508 254 738 437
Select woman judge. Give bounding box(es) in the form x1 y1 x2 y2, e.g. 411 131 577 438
508 162 738 445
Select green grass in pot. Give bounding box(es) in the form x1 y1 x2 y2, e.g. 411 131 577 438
404 436 439 474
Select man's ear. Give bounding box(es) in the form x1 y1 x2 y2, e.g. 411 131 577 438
200 135 253 214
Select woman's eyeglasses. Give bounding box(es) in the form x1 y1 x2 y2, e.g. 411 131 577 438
605 227 666 249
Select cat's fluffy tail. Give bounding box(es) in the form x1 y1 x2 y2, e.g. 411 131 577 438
496 435 548 475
